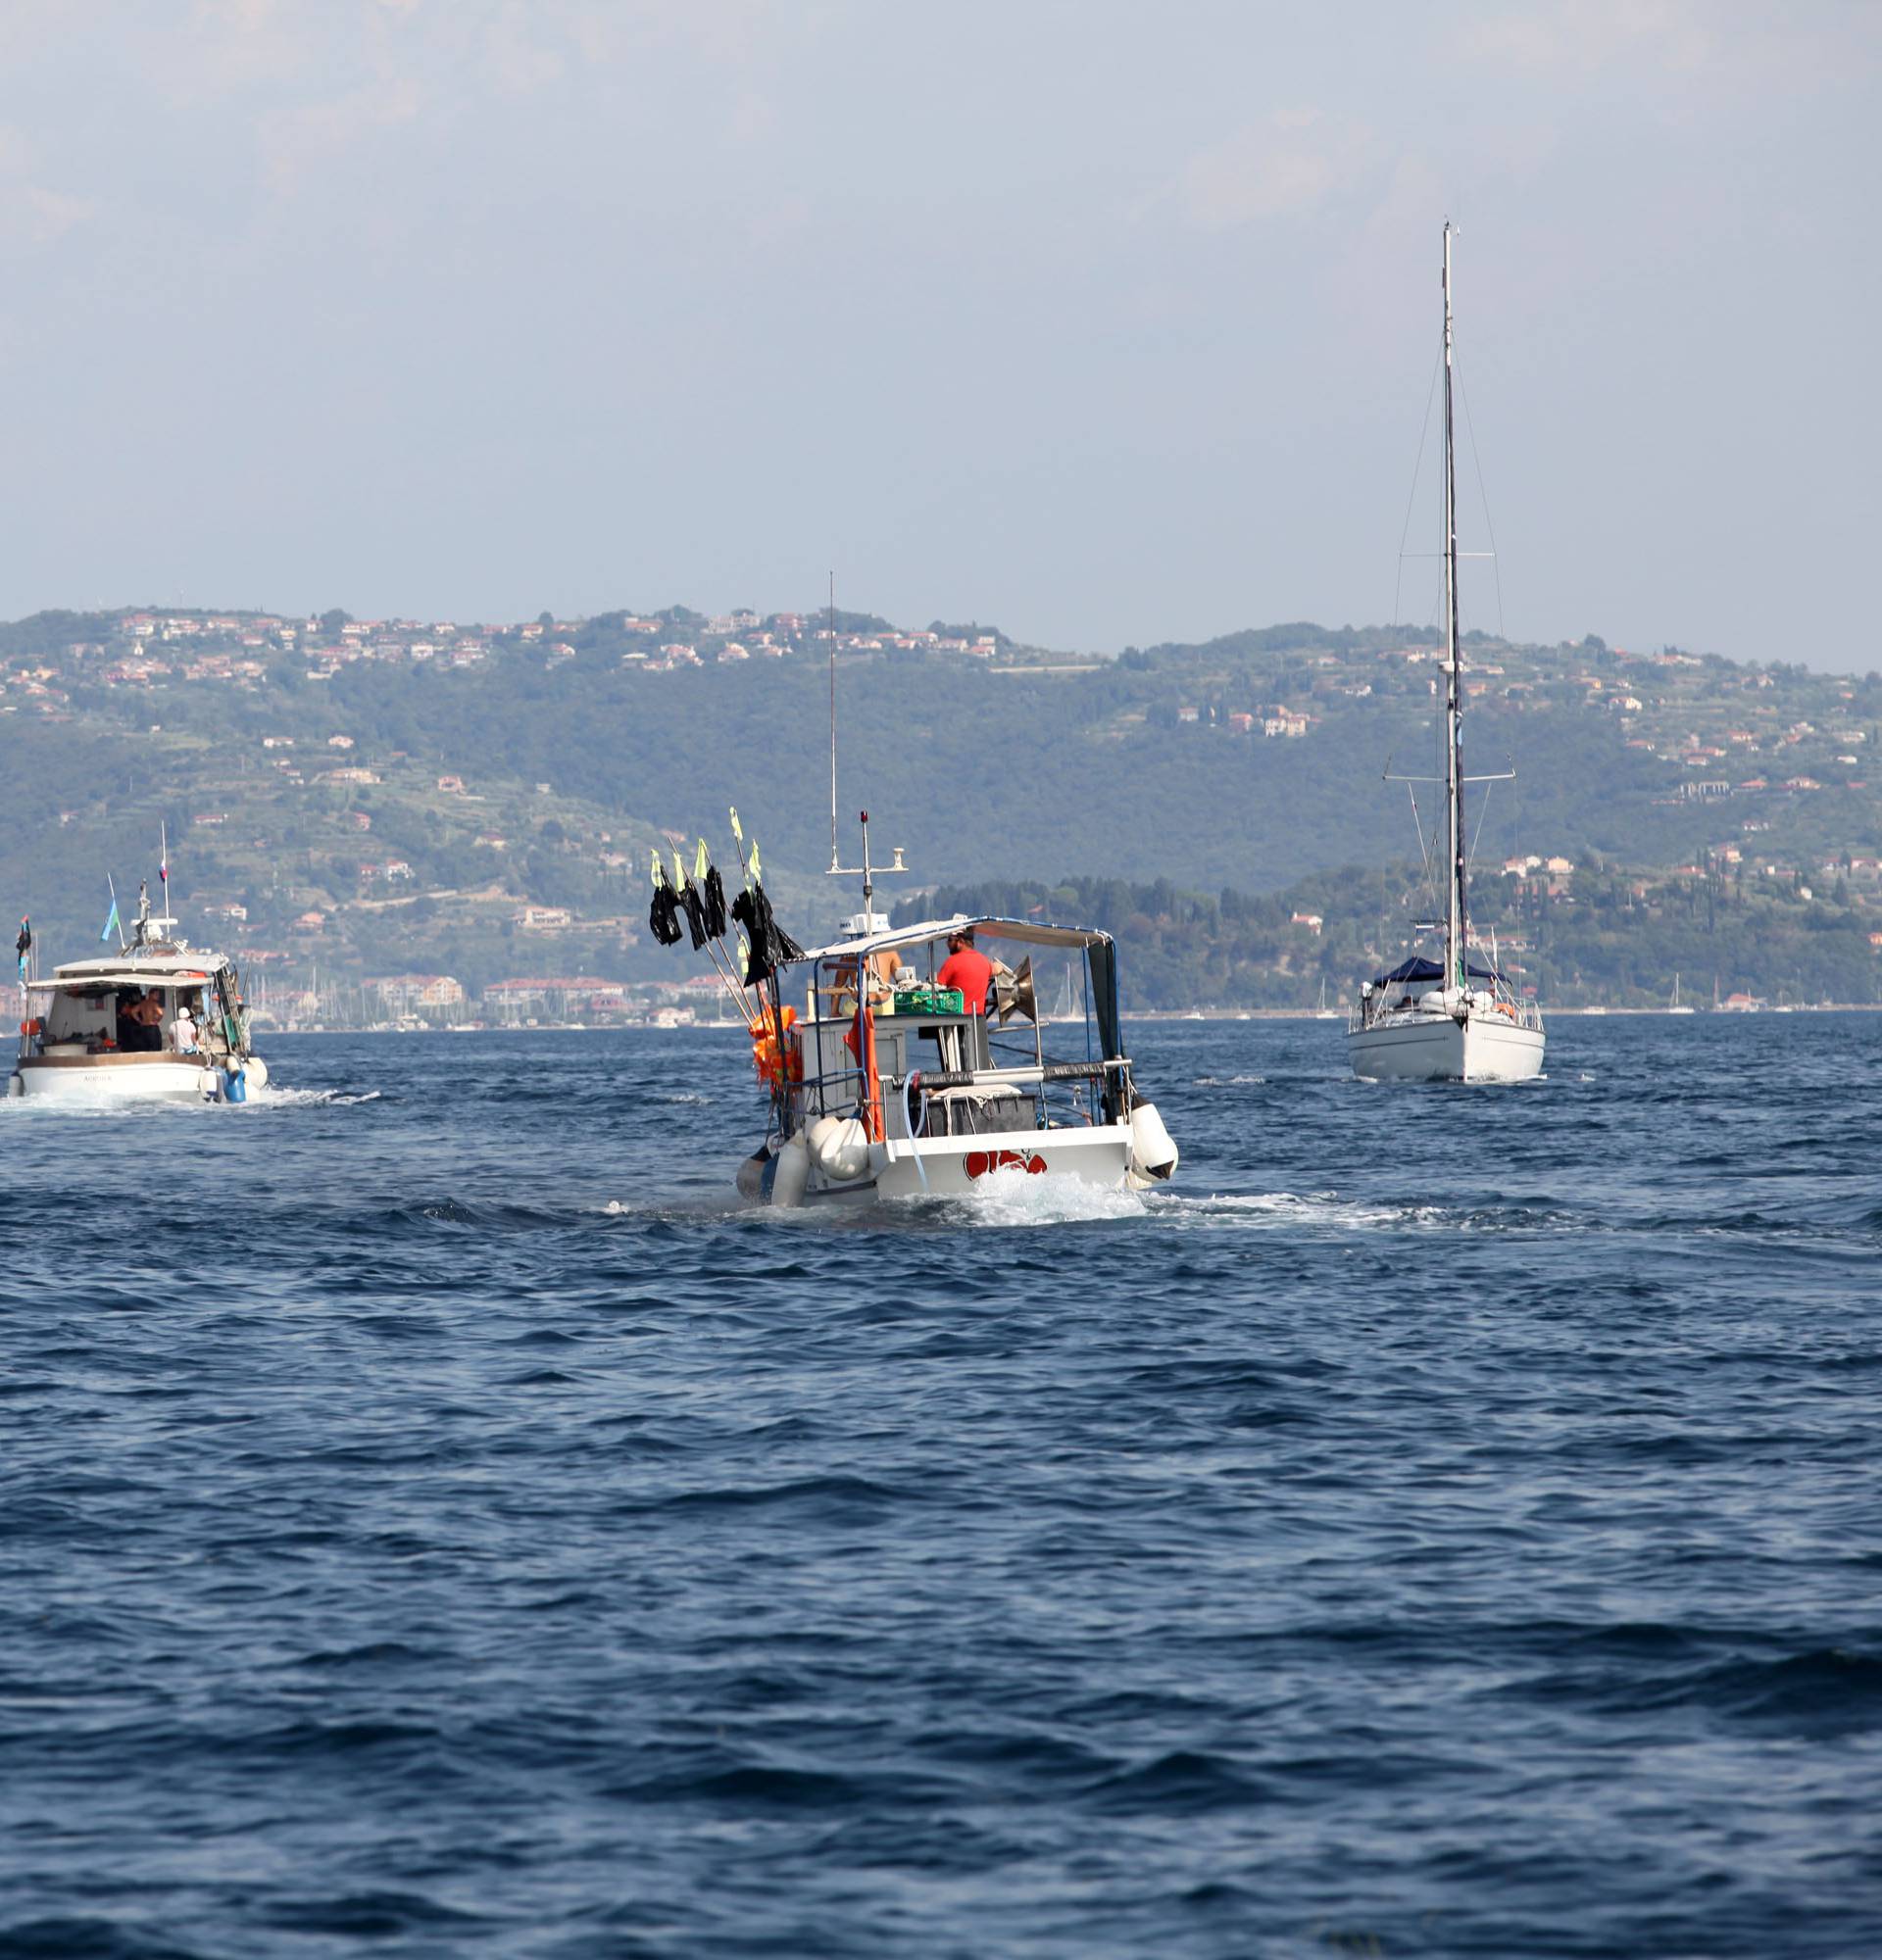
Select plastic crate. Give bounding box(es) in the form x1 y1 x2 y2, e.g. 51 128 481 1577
893 985 965 1015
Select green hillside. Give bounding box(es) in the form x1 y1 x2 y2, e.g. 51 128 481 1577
903 864 1882 1011
4 604 1880 1001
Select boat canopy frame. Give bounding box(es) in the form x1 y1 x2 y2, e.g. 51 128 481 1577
791 912 1116 966
25 968 230 995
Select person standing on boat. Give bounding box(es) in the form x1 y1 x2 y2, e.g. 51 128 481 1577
119 988 166 1052
937 929 1005 1015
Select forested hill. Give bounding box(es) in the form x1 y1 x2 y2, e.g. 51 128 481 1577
901 868 1882 1011
2 604 1879 988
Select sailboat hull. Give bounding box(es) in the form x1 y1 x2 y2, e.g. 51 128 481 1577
1348 1011 1544 1084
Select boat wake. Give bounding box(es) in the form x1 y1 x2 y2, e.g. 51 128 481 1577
244 1086 385 1108
1170 1188 1583 1236
935 1170 1148 1227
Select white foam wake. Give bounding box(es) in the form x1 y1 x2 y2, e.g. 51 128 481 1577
240 1085 384 1107
946 1167 1149 1227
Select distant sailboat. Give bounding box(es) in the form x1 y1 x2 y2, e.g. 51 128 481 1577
1314 977 1338 1020
1667 972 1694 1014
1347 223 1545 1084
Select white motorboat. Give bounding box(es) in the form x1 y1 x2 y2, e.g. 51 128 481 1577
1348 222 1544 1086
10 885 270 1104
735 903 1178 1206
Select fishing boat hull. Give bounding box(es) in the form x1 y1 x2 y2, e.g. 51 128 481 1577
10 1054 240 1103
1348 1010 1544 1084
744 1122 1143 1205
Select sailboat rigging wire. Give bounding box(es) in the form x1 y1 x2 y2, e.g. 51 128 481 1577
1407 783 1436 894
1393 348 1444 631
1467 779 1495 883
1454 359 1506 642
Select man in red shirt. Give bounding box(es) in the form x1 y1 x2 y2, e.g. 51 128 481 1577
936 928 998 1015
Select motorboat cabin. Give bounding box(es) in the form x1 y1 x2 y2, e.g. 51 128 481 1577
12 933 269 1103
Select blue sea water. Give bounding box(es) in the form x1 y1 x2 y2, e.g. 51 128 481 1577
1 1015 1879 1959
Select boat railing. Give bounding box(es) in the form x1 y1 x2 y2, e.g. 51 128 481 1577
788 1018 1120 1139
1349 988 1543 1034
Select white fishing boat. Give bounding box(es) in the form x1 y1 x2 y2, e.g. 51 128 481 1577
1348 223 1545 1086
649 806 1177 1206
10 883 270 1104
735 902 1178 1207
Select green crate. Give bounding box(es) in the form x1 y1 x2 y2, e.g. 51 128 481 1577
893 985 965 1015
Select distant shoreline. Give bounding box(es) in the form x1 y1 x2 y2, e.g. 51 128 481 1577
260 1001 1882 1036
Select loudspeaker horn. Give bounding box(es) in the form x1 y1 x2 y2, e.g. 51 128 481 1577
994 956 1036 1025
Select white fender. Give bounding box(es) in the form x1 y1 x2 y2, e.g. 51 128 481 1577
807 1113 870 1183
243 1055 270 1090
770 1133 811 1207
1127 1101 1178 1185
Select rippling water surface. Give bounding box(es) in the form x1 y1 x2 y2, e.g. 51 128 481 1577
3 1017 1879 1958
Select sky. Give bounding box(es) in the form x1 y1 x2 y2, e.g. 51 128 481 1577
0 0 1877 665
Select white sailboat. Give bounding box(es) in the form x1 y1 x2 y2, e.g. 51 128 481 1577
1667 972 1695 1014
1348 223 1545 1085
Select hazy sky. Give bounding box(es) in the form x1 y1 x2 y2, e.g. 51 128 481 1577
1 1 1877 664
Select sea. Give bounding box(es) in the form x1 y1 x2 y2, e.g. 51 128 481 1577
2 1014 1878 1959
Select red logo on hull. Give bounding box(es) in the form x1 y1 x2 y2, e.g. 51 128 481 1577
965 1149 1047 1180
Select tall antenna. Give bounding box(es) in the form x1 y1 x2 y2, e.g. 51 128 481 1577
827 570 839 873
822 570 909 920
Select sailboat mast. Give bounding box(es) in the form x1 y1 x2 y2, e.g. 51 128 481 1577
827 571 840 874
1441 220 1465 991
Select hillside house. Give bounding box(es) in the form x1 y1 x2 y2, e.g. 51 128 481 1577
371 975 467 1011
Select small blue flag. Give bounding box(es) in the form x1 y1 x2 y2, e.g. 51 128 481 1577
101 898 120 943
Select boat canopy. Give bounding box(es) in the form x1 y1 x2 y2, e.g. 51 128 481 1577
28 954 229 990
791 913 1127 1077
1372 955 1507 987
793 913 1115 964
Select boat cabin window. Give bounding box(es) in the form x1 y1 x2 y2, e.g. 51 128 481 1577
30 981 219 1056
42 986 118 1050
